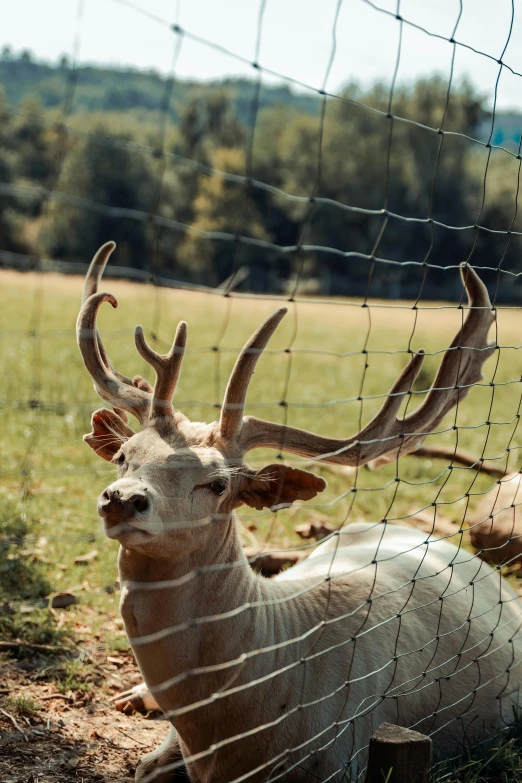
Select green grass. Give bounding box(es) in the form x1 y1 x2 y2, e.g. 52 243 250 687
0 607 69 652
45 656 99 693
4 695 40 718
1 271 521 616
0 495 51 603
1 269 521 777
430 716 522 782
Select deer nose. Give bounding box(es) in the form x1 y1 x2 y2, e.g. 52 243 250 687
129 493 149 513
99 487 149 518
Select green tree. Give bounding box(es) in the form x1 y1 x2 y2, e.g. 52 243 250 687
45 128 157 267
0 88 31 254
177 146 270 286
11 97 57 187
254 79 487 296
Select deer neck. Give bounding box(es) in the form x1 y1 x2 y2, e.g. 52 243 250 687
116 511 300 765
117 512 280 706
117 511 256 590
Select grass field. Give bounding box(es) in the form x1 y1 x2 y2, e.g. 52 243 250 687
1 268 522 781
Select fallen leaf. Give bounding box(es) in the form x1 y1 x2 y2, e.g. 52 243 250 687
74 550 98 565
64 755 80 770
243 546 302 575
50 592 78 609
295 519 335 540
73 624 93 635
20 550 50 562
106 655 125 667
405 511 459 539
503 562 522 576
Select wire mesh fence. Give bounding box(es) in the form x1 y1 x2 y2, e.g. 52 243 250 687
1 1 522 782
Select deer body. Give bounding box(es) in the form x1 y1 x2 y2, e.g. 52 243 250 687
76 243 519 782
470 472 522 566
117 516 522 783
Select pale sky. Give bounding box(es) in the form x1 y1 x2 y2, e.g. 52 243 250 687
3 0 522 111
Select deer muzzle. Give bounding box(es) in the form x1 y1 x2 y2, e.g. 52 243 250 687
98 481 150 535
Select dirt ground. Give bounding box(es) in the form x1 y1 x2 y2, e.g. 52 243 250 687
0 654 170 783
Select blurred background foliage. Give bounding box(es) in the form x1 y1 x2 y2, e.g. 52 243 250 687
2 48 522 300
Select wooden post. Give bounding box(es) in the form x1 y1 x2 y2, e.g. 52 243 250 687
364 723 432 783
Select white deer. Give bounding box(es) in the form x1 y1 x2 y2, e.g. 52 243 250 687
77 242 522 783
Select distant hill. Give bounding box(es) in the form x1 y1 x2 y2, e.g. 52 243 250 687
1 50 320 125
5 50 522 144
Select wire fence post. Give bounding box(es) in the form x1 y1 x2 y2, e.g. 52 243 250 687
364 723 432 783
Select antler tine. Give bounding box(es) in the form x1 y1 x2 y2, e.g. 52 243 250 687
77 292 151 424
82 241 135 390
219 308 288 441
365 264 495 467
134 322 187 419
237 265 495 467
82 242 116 304
398 264 495 440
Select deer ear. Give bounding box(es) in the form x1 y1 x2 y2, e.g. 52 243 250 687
235 464 326 511
84 408 135 462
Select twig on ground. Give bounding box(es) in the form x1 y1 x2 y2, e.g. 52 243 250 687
0 707 26 735
0 640 70 653
115 725 150 746
39 693 74 702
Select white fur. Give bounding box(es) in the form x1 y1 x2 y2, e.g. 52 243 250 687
117 510 522 782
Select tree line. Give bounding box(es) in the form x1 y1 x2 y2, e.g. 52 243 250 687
1 51 522 301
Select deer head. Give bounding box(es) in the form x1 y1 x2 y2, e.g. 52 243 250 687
78 242 495 555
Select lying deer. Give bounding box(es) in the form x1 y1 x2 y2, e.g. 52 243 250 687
77 242 522 783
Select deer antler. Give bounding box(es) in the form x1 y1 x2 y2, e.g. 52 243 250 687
77 243 187 423
135 322 187 419
219 308 287 440
79 243 495 462
82 242 136 389
77 292 152 423
227 265 495 467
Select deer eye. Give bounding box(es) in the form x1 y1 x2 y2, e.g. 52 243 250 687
113 452 126 467
209 479 228 496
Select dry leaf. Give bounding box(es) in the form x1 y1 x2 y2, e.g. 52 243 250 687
294 519 335 540
106 656 125 667
243 546 302 575
64 755 80 770
74 550 98 565
406 511 459 539
50 592 78 609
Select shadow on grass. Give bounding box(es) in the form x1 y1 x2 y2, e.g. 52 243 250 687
0 496 70 655
430 713 522 782
0 496 50 602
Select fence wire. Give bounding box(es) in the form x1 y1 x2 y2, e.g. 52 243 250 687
1 1 522 782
